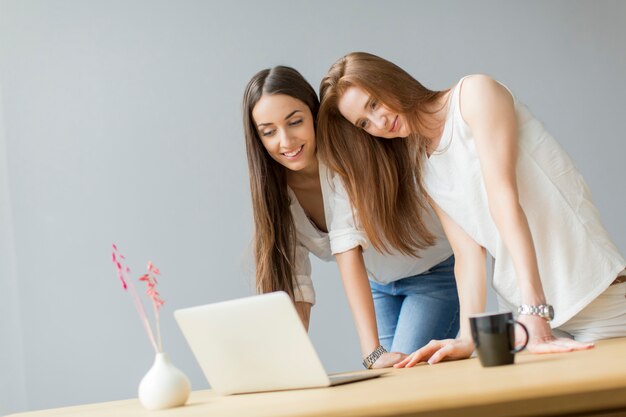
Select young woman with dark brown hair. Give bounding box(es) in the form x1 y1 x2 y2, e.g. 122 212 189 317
242 66 461 368
317 52 626 366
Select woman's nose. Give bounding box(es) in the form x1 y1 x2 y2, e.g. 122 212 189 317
278 129 296 147
371 113 387 131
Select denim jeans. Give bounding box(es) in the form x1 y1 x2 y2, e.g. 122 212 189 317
370 255 459 353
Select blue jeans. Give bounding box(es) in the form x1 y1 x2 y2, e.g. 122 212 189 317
370 255 459 353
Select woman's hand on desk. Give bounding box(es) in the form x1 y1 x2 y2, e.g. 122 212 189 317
517 315 595 354
393 339 474 367
371 352 409 369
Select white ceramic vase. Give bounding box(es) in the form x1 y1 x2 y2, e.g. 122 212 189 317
138 352 191 410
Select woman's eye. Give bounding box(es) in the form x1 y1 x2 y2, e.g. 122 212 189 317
261 129 275 137
288 119 303 127
370 100 378 110
359 120 368 129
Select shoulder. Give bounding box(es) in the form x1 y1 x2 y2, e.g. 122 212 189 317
457 74 514 124
459 74 512 105
317 161 345 194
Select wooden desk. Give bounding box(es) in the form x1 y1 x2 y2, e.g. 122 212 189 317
8 337 626 417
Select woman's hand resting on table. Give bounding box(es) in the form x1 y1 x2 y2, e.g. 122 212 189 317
391 316 596 368
516 315 594 354
371 352 409 369
393 338 475 367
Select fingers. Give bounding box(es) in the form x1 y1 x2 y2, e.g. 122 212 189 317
427 343 454 365
394 340 446 368
527 337 595 354
394 351 422 368
527 342 574 354
555 338 594 350
393 353 415 368
401 352 424 368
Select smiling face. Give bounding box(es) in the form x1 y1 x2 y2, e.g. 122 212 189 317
337 85 410 139
252 93 316 172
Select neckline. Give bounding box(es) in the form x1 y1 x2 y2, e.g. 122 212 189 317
287 186 328 237
287 162 330 237
428 79 463 159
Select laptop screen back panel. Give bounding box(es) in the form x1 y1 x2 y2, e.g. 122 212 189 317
175 292 331 394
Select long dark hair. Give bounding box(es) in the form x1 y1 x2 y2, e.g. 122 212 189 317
242 66 319 300
318 52 446 255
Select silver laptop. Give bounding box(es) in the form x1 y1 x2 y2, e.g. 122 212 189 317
174 291 380 395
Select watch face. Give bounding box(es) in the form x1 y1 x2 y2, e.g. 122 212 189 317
547 305 555 320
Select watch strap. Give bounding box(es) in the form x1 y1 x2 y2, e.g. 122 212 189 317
517 304 554 321
362 345 387 369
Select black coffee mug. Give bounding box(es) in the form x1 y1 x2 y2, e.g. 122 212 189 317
469 312 529 367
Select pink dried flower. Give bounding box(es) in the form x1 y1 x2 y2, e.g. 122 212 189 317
111 244 164 353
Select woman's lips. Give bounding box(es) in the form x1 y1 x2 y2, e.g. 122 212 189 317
390 116 398 133
282 144 304 159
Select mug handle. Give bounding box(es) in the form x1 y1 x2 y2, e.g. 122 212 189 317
508 320 529 354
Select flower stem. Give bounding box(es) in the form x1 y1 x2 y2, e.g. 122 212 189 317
124 268 159 353
153 299 163 353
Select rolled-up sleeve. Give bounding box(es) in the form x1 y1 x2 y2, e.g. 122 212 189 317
327 174 370 255
292 241 316 305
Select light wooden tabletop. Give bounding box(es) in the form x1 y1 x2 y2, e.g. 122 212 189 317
8 337 626 417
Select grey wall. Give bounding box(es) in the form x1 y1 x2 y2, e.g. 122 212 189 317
0 0 624 414
0 83 28 414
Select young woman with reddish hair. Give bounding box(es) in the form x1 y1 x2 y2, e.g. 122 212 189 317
317 52 626 365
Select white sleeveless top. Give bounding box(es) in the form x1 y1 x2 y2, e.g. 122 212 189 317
424 77 625 327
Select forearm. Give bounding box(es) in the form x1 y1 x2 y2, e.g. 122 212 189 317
335 247 380 357
295 301 312 331
455 249 487 341
429 198 488 343
489 194 546 305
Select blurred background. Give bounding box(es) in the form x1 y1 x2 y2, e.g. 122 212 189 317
1 0 624 414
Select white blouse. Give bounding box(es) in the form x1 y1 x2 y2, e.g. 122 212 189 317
290 162 453 305
423 77 625 327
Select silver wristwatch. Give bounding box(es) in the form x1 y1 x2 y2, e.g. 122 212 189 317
518 304 555 321
362 345 387 369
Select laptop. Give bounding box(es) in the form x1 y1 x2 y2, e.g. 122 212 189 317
174 291 381 395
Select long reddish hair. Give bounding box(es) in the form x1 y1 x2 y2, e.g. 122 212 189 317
318 52 448 255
